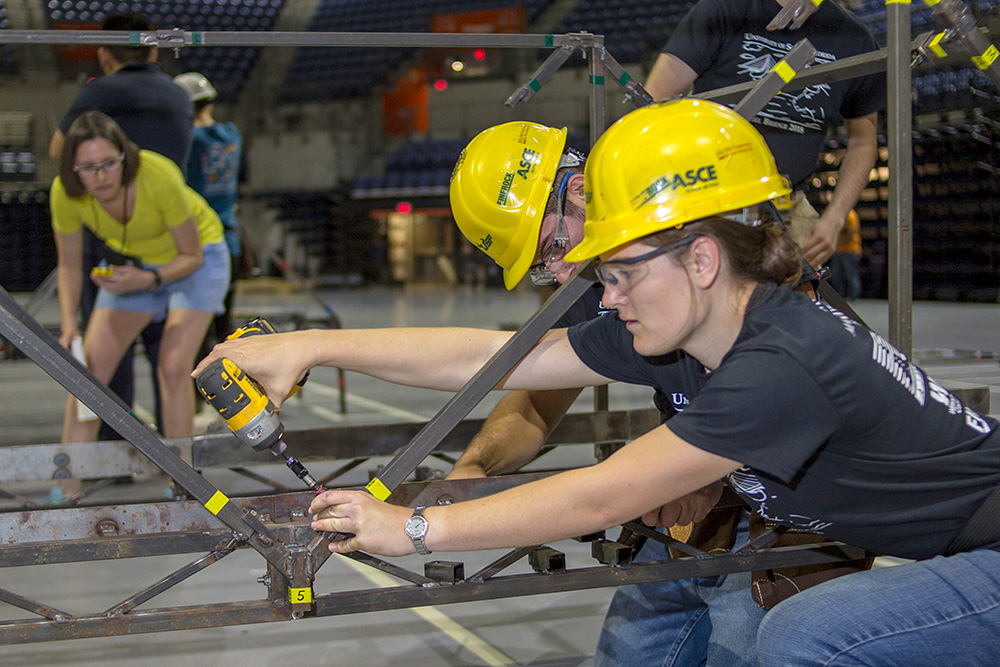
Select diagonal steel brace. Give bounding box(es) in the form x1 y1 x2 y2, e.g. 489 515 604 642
365 262 599 500
0 286 289 571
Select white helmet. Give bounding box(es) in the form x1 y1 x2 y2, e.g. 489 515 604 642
173 72 217 103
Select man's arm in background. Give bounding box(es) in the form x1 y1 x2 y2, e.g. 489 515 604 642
447 387 583 479
799 112 878 266
645 52 699 102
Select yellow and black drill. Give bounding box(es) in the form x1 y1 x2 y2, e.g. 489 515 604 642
196 317 322 492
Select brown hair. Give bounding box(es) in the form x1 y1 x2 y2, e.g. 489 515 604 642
647 215 803 288
59 111 141 198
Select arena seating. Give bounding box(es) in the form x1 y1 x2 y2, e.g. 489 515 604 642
0 1 16 77
44 0 285 100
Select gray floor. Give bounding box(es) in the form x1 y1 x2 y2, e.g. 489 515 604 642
0 284 998 665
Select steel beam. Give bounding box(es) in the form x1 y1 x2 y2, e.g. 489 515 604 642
0 29 573 49
887 0 915 357
0 408 660 484
0 541 866 645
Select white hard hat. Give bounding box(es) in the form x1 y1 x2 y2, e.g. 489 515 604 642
173 72 217 103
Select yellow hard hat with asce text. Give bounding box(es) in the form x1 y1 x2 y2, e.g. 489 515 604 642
567 99 790 262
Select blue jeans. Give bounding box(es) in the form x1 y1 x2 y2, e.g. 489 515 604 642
757 548 1000 666
595 512 765 667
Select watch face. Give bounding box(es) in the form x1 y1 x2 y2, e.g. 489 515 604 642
405 515 428 538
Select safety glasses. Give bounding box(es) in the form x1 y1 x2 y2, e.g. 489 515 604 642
527 183 571 286
73 153 124 179
595 235 700 295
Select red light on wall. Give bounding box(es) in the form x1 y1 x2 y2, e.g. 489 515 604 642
396 201 413 214
473 48 486 61
433 79 448 91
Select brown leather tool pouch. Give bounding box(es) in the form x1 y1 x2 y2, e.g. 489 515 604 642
668 487 875 610
747 513 875 610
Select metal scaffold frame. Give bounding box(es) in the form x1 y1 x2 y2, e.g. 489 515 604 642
0 6 980 640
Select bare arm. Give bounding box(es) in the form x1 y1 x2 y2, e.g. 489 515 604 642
193 326 611 409
310 423 742 556
799 112 878 266
448 387 584 479
645 52 699 102
49 130 65 161
53 228 83 348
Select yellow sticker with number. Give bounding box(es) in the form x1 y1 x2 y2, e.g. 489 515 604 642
289 587 313 604
366 477 391 501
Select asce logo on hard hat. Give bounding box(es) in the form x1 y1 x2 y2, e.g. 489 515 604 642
496 148 540 207
631 165 719 210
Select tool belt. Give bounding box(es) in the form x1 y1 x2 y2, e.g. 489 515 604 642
668 486 875 610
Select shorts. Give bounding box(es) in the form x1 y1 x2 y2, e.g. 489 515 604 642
94 241 231 319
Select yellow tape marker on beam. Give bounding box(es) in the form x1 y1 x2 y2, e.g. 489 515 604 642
289 587 313 604
366 478 391 501
205 490 229 516
922 0 940 6
974 44 999 69
773 61 797 83
811 0 824 7
887 0 913 5
929 33 948 58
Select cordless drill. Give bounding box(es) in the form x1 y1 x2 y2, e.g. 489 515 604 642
196 317 322 492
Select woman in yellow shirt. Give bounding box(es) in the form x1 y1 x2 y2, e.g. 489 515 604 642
51 111 228 441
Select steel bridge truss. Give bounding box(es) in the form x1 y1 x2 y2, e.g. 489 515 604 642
0 4 989 642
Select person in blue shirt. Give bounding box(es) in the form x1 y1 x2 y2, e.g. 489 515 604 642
174 72 243 342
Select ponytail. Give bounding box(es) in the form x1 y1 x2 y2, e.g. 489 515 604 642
646 216 802 287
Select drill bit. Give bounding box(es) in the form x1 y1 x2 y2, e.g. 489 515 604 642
271 440 324 493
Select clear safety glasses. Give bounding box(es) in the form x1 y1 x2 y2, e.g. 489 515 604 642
527 149 585 287
527 179 571 286
73 153 125 179
595 235 700 295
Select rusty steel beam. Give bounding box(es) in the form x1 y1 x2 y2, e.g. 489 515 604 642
0 409 662 484
0 541 866 645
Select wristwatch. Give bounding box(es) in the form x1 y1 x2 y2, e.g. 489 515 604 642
405 506 431 555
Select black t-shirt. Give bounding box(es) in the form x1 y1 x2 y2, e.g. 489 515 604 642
568 284 1000 560
59 62 194 175
664 0 886 188
554 281 613 328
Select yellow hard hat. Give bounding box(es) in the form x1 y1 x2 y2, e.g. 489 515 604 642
450 122 570 290
567 99 790 263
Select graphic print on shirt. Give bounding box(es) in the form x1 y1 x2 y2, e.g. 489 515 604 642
737 33 837 135
201 142 239 195
727 468 833 532
868 329 992 434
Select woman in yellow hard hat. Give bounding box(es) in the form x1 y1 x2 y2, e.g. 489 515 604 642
195 99 1000 665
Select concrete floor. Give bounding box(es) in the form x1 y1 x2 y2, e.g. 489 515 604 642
0 283 998 665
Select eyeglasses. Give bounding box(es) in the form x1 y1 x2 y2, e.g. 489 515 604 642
73 153 124 179
527 172 574 286
595 236 700 295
